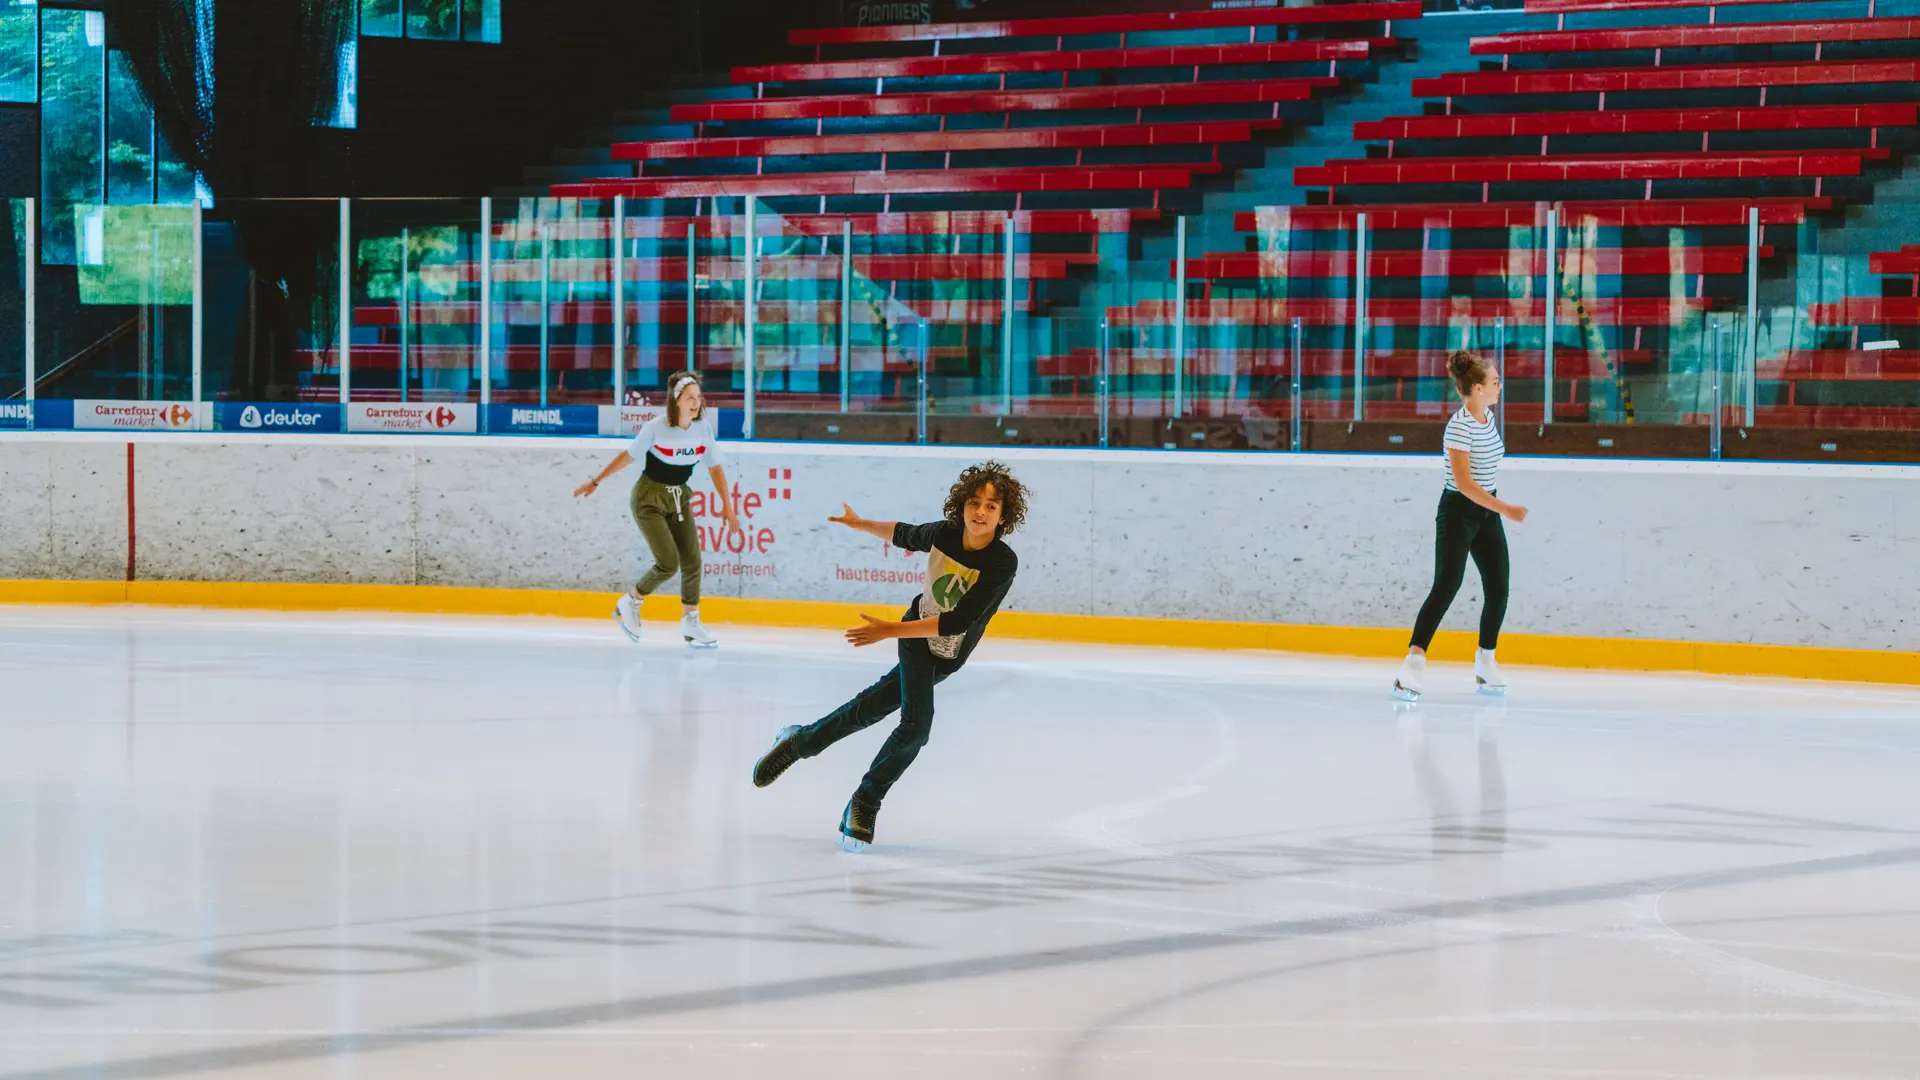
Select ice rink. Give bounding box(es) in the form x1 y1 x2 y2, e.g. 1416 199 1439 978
1 605 1917 1079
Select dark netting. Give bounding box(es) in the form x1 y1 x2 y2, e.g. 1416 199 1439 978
106 0 354 400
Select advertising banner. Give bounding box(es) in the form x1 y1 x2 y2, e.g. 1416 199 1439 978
219 403 342 433
488 404 601 437
71 399 211 431
346 402 478 434
0 402 31 429
596 404 664 437
596 405 746 438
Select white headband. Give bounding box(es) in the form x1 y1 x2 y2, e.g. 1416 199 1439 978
671 375 699 399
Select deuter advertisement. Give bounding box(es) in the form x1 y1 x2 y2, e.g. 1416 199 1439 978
71 400 212 431
346 402 478 434
219 403 341 433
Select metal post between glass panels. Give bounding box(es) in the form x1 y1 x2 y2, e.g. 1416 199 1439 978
1173 215 1187 419
611 195 624 407
839 218 852 415
1001 211 1014 416
1743 205 1759 429
1543 207 1557 427
538 223 551 408
23 198 34 422
1098 319 1110 449
1711 318 1724 462
744 199 757 439
1495 315 1507 435
916 319 929 446
191 202 203 406
685 221 696 372
399 226 412 404
479 197 492 414
1352 212 1368 423
338 199 351 427
1290 316 1303 452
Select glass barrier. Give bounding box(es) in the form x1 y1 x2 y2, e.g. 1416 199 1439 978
350 198 483 428
201 199 345 410
30 201 198 428
1750 212 1916 462
489 197 614 409
4 196 1918 461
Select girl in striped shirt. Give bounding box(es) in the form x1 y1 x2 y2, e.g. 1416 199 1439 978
1392 350 1529 703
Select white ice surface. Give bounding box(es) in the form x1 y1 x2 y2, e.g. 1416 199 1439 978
0 606 1917 1079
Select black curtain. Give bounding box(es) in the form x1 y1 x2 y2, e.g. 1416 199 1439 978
107 0 353 400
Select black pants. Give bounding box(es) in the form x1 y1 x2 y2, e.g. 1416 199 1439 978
1409 489 1510 652
793 635 959 804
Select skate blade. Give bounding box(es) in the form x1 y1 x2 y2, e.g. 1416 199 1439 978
682 637 719 649
612 611 641 643
1475 680 1507 697
1390 682 1421 703
836 834 870 854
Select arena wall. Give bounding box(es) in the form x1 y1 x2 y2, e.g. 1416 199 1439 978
2 433 1914 660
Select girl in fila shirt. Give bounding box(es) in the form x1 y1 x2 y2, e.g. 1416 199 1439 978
1392 350 1529 703
750 461 1026 852
574 371 741 647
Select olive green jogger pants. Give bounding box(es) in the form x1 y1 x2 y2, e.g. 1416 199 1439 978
629 477 702 607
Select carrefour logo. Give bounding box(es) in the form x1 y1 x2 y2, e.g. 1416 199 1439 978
163 404 194 427
429 406 458 429
239 406 324 430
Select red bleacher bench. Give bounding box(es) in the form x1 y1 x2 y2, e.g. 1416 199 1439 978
464 252 1096 284
787 2 1422 47
1184 245 1769 279
363 298 1036 328
1355 104 1917 141
1524 0 1844 15
619 120 1280 164
1810 298 1920 325
1297 149 1888 188
1473 17 1920 57
495 209 1158 242
671 77 1338 123
735 38 1390 85
1230 197 1828 231
555 164 1221 204
1763 350 1920 378
1414 60 1920 98
1108 296 1713 324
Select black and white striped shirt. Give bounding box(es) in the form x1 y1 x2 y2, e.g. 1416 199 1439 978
1442 406 1502 493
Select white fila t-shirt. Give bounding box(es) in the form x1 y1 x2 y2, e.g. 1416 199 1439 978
629 413 718 485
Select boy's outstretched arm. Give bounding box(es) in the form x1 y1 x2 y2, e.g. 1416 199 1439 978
829 503 898 542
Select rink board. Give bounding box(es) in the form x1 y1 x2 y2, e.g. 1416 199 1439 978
0 432 1915 679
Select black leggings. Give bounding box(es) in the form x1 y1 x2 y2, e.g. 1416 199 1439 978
1409 489 1510 652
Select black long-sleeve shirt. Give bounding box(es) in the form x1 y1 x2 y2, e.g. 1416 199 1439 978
893 521 1018 666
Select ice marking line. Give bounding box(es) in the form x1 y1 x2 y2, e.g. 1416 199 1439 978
7 845 1919 1080
1649 871 1920 1009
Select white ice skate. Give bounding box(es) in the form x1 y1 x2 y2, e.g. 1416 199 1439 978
680 612 719 649
1391 654 1426 703
1474 648 1507 696
612 594 643 642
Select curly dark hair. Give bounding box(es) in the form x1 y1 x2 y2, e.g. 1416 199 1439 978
944 461 1029 538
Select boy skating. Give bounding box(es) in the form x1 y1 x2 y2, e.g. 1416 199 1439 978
752 461 1027 851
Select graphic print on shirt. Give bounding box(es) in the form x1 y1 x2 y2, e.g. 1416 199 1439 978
923 545 982 659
